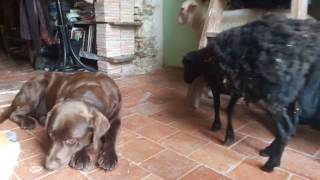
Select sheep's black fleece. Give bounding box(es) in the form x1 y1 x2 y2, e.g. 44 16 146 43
185 15 320 172
200 15 320 116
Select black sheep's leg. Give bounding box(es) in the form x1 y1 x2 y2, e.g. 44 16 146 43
210 89 222 131
260 102 300 157
260 106 298 172
289 101 301 136
224 95 239 146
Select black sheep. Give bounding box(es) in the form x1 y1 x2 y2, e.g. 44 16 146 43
183 15 320 172
183 44 240 146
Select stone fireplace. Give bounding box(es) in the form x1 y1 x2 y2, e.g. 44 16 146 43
95 0 163 76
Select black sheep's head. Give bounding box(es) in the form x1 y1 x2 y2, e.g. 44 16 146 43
182 50 203 84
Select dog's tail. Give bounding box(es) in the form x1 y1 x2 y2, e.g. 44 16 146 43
0 106 13 124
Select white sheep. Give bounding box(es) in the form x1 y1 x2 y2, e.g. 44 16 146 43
177 0 210 41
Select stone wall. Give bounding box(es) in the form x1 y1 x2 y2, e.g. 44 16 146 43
97 0 163 76
133 0 163 74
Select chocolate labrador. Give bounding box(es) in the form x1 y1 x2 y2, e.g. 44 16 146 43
0 72 122 171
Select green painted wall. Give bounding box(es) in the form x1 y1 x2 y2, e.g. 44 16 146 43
163 0 198 67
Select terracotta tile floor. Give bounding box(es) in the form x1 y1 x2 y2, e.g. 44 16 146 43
0 54 319 180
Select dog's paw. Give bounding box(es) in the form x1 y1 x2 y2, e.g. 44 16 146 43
20 118 36 129
69 150 95 171
97 151 118 171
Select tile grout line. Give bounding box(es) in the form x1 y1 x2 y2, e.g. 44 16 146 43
13 173 21 180
185 140 211 157
157 130 181 144
120 130 208 176
140 173 164 180
18 137 35 143
286 173 294 180
18 153 43 162
116 155 153 179
19 152 45 162
35 170 56 180
203 164 236 180
227 135 249 150
313 149 320 159
140 174 154 180
234 121 256 132
129 130 207 165
176 164 202 180
80 170 93 180
285 147 318 160
234 121 251 132
135 148 168 166
224 155 248 175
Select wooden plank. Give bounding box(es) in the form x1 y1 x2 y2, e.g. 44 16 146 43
98 54 135 63
291 0 309 19
198 0 225 48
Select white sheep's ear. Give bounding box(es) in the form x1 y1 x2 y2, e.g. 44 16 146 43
188 3 198 13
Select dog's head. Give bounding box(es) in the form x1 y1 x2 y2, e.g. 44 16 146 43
45 100 110 171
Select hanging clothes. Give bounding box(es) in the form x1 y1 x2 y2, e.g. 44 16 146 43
19 0 32 40
36 0 52 45
20 0 52 52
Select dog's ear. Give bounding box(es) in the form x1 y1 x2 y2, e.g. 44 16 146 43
89 108 110 149
45 101 64 129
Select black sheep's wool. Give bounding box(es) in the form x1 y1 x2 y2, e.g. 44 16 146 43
206 15 320 112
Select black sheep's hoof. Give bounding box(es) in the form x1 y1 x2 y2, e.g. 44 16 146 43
210 123 221 131
69 150 95 172
224 137 235 146
261 160 278 172
97 151 118 171
259 148 272 157
20 118 36 129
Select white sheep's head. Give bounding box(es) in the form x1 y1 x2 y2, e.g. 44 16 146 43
177 0 209 25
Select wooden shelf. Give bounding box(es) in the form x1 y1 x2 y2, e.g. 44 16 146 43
96 21 143 27
99 55 135 63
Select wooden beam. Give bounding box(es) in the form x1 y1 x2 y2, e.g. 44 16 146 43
291 0 309 19
198 0 225 48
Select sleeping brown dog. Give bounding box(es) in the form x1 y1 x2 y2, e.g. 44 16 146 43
0 72 122 171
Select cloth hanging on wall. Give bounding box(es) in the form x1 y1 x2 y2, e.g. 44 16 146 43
19 0 32 40
20 0 52 52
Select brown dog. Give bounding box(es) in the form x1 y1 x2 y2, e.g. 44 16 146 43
0 72 122 171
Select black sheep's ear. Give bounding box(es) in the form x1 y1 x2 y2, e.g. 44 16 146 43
183 51 198 62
